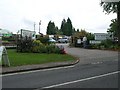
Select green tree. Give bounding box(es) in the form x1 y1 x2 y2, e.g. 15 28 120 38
66 17 73 36
60 19 66 35
100 2 117 14
46 21 57 35
60 17 74 36
107 19 118 37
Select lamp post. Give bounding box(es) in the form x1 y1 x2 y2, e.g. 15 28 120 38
101 0 120 46
39 20 41 34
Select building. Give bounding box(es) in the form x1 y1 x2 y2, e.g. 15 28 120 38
94 33 113 41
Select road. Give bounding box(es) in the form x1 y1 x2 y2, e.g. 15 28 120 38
2 44 119 89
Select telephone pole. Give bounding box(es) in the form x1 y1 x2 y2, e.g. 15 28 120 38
34 22 36 32
39 20 41 34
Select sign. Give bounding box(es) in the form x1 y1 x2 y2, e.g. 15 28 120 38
0 46 10 66
77 39 81 44
101 0 120 2
21 29 36 40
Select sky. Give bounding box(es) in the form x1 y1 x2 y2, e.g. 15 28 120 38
0 0 117 34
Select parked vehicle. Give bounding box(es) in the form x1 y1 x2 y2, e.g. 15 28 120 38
58 38 69 43
49 38 56 43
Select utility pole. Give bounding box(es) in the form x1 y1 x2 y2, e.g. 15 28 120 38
39 20 41 34
34 22 36 32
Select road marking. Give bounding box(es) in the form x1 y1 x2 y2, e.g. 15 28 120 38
42 71 119 89
2 65 75 77
91 62 103 65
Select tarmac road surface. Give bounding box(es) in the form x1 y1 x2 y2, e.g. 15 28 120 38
2 44 119 89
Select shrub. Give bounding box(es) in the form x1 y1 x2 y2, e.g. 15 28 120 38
31 40 43 53
38 36 49 45
17 36 32 52
100 39 113 48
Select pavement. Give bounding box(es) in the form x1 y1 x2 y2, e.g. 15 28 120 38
1 59 79 74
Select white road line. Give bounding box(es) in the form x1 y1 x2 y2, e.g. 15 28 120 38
91 61 103 65
2 65 75 77
42 71 119 89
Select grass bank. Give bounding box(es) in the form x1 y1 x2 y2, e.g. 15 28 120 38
6 49 75 67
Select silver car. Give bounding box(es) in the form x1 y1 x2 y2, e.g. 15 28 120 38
58 38 69 43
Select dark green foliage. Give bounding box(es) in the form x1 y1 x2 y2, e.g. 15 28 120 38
60 17 74 36
46 45 65 54
66 17 73 36
107 19 118 37
31 40 43 53
91 39 120 50
17 36 32 53
100 2 117 13
86 33 95 40
60 19 66 35
46 21 57 35
100 39 113 48
38 36 49 45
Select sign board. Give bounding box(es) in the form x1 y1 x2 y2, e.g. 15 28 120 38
17 29 36 40
90 40 101 44
21 29 35 38
0 46 10 66
77 39 81 44
101 0 120 2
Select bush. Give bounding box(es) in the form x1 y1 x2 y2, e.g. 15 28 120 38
46 45 59 54
17 37 33 52
38 36 49 45
100 39 113 48
91 39 120 50
31 40 43 53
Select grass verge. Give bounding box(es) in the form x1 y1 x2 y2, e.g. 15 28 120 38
5 49 75 67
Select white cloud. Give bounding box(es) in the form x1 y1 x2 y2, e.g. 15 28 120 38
0 0 117 34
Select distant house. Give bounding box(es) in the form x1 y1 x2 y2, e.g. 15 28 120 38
94 33 113 41
89 33 113 44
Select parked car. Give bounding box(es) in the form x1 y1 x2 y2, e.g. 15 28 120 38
58 38 69 43
49 38 56 43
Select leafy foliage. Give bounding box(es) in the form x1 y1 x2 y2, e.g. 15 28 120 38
17 36 32 52
60 17 74 36
100 2 117 14
46 21 58 35
38 36 49 45
107 19 118 37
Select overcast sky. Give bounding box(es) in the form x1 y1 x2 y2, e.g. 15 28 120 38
0 0 117 34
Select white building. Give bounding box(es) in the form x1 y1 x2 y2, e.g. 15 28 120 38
94 33 113 41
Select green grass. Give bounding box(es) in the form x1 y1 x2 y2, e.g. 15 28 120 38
6 49 75 67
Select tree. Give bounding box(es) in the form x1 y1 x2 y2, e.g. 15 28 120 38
60 19 66 35
101 2 120 46
100 2 117 14
66 17 73 36
107 19 118 37
76 29 80 32
46 21 57 35
60 17 74 36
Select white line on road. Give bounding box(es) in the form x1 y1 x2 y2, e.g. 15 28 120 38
2 65 75 77
42 71 119 89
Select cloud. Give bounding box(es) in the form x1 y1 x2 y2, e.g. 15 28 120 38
0 0 117 34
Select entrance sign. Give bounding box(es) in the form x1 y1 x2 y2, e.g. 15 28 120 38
0 46 10 66
101 0 120 2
